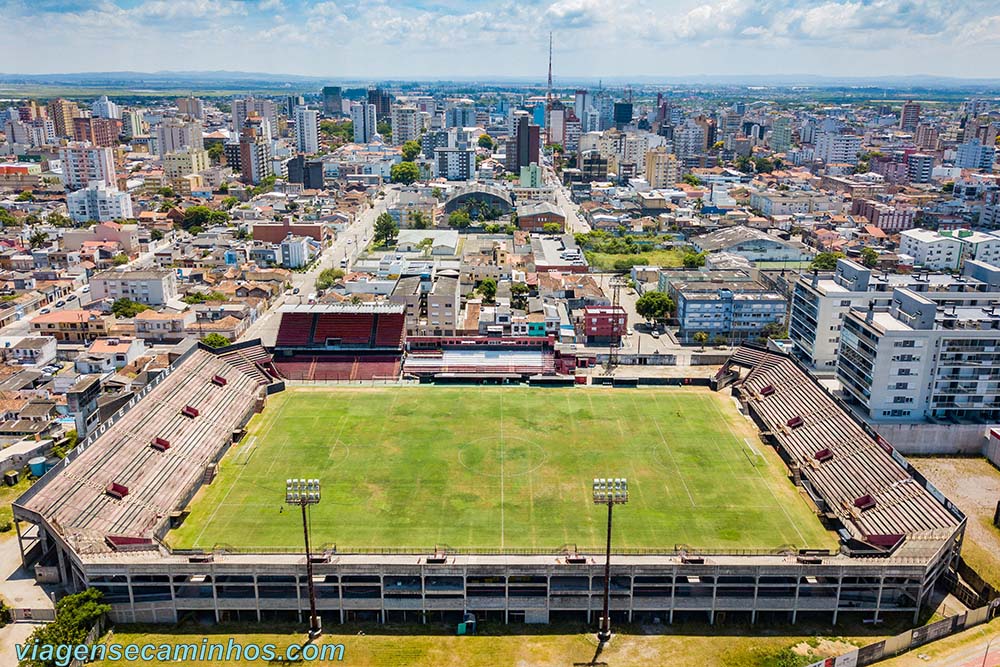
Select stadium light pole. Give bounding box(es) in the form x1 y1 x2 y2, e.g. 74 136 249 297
592 477 628 643
286 478 322 640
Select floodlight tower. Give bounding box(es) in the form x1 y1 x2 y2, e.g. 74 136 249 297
605 276 626 375
286 478 322 639
592 477 628 643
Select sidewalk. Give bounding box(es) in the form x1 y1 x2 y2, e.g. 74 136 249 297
0 534 59 665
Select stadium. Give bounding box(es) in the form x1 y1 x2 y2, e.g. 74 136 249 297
10 307 966 627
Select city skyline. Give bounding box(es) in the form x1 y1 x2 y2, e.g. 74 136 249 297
5 0 1000 79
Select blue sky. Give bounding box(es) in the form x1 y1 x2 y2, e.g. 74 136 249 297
5 0 1000 79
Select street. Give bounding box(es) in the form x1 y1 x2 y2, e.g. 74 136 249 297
545 164 590 234
239 186 398 345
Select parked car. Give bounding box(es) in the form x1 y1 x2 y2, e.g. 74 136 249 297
55 300 65 307
66 294 77 301
82 285 90 293
292 287 300 295
39 308 51 314
650 331 660 339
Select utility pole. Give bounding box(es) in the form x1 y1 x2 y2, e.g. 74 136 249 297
592 477 628 643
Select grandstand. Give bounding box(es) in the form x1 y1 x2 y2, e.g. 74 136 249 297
274 303 405 350
272 303 405 381
403 347 556 378
715 346 962 557
14 341 277 559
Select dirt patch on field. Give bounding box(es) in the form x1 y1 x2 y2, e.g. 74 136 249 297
911 457 1000 587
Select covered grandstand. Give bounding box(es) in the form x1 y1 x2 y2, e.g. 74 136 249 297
272 303 405 381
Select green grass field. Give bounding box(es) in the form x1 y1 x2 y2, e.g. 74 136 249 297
168 387 834 552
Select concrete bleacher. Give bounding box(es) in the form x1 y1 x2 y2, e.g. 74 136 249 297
20 346 270 554
403 348 555 377
274 304 406 350
272 354 401 381
722 346 959 548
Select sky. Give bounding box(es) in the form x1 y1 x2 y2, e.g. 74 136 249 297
5 0 1000 80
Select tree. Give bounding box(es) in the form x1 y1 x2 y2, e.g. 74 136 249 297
682 250 707 268
635 291 674 323
753 157 774 173
315 268 345 291
401 140 421 162
478 134 494 150
112 253 128 266
431 187 443 200
218 182 229 193
29 230 49 249
511 282 530 309
758 321 787 343
448 209 471 229
16 190 34 201
810 251 845 271
150 229 164 241
181 205 228 230
542 222 563 234
941 181 955 193
681 173 702 186
376 120 392 140
207 143 224 164
409 210 429 229
390 161 420 185
111 298 149 318
373 211 398 246
47 212 72 228
220 196 239 210
478 277 497 303
201 333 231 348
860 247 879 268
19 588 110 667
693 331 709 351
181 291 228 304
157 186 176 198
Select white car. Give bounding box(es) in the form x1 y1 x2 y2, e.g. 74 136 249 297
650 331 660 339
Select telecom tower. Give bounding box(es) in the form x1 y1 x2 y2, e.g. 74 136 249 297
605 277 626 374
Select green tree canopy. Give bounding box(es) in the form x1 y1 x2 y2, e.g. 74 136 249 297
390 161 420 184
19 588 110 667
810 251 845 271
478 134 494 150
682 250 707 268
201 333 231 348
448 209 471 229
181 291 228 304
401 140 421 161
542 222 563 234
111 298 149 318
181 205 229 230
681 173 702 186
409 210 429 229
478 277 497 303
29 230 49 249
373 211 398 246
315 268 346 291
207 143 224 164
635 291 675 321
112 253 128 266
693 331 709 350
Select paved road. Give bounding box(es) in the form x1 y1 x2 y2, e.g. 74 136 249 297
545 164 590 234
239 187 398 345
0 534 58 665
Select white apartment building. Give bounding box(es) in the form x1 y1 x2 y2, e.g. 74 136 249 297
954 139 996 171
788 258 997 370
155 118 203 158
749 189 840 217
90 269 178 307
434 146 476 181
293 107 319 154
91 95 121 120
59 144 117 190
390 106 421 146
838 286 1000 422
232 97 278 136
814 132 862 165
899 228 1000 271
66 182 134 223
350 103 378 144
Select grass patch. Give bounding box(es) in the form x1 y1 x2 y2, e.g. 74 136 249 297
0 473 34 538
93 623 872 667
584 249 687 271
168 386 834 552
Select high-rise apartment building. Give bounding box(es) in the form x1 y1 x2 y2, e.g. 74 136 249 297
367 88 392 118
390 106 420 146
177 96 205 121
59 144 117 190
232 97 278 136
293 107 319 154
67 182 134 223
899 100 921 132
770 117 792 152
350 103 378 144
814 132 862 165
955 139 996 171
644 147 680 188
47 98 81 138
155 118 203 158
91 95 121 120
505 113 540 172
72 117 122 147
907 153 934 184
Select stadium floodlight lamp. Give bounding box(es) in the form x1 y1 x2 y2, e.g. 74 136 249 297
592 477 628 505
286 478 321 505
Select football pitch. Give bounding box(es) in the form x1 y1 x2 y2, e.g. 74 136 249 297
168 386 835 551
